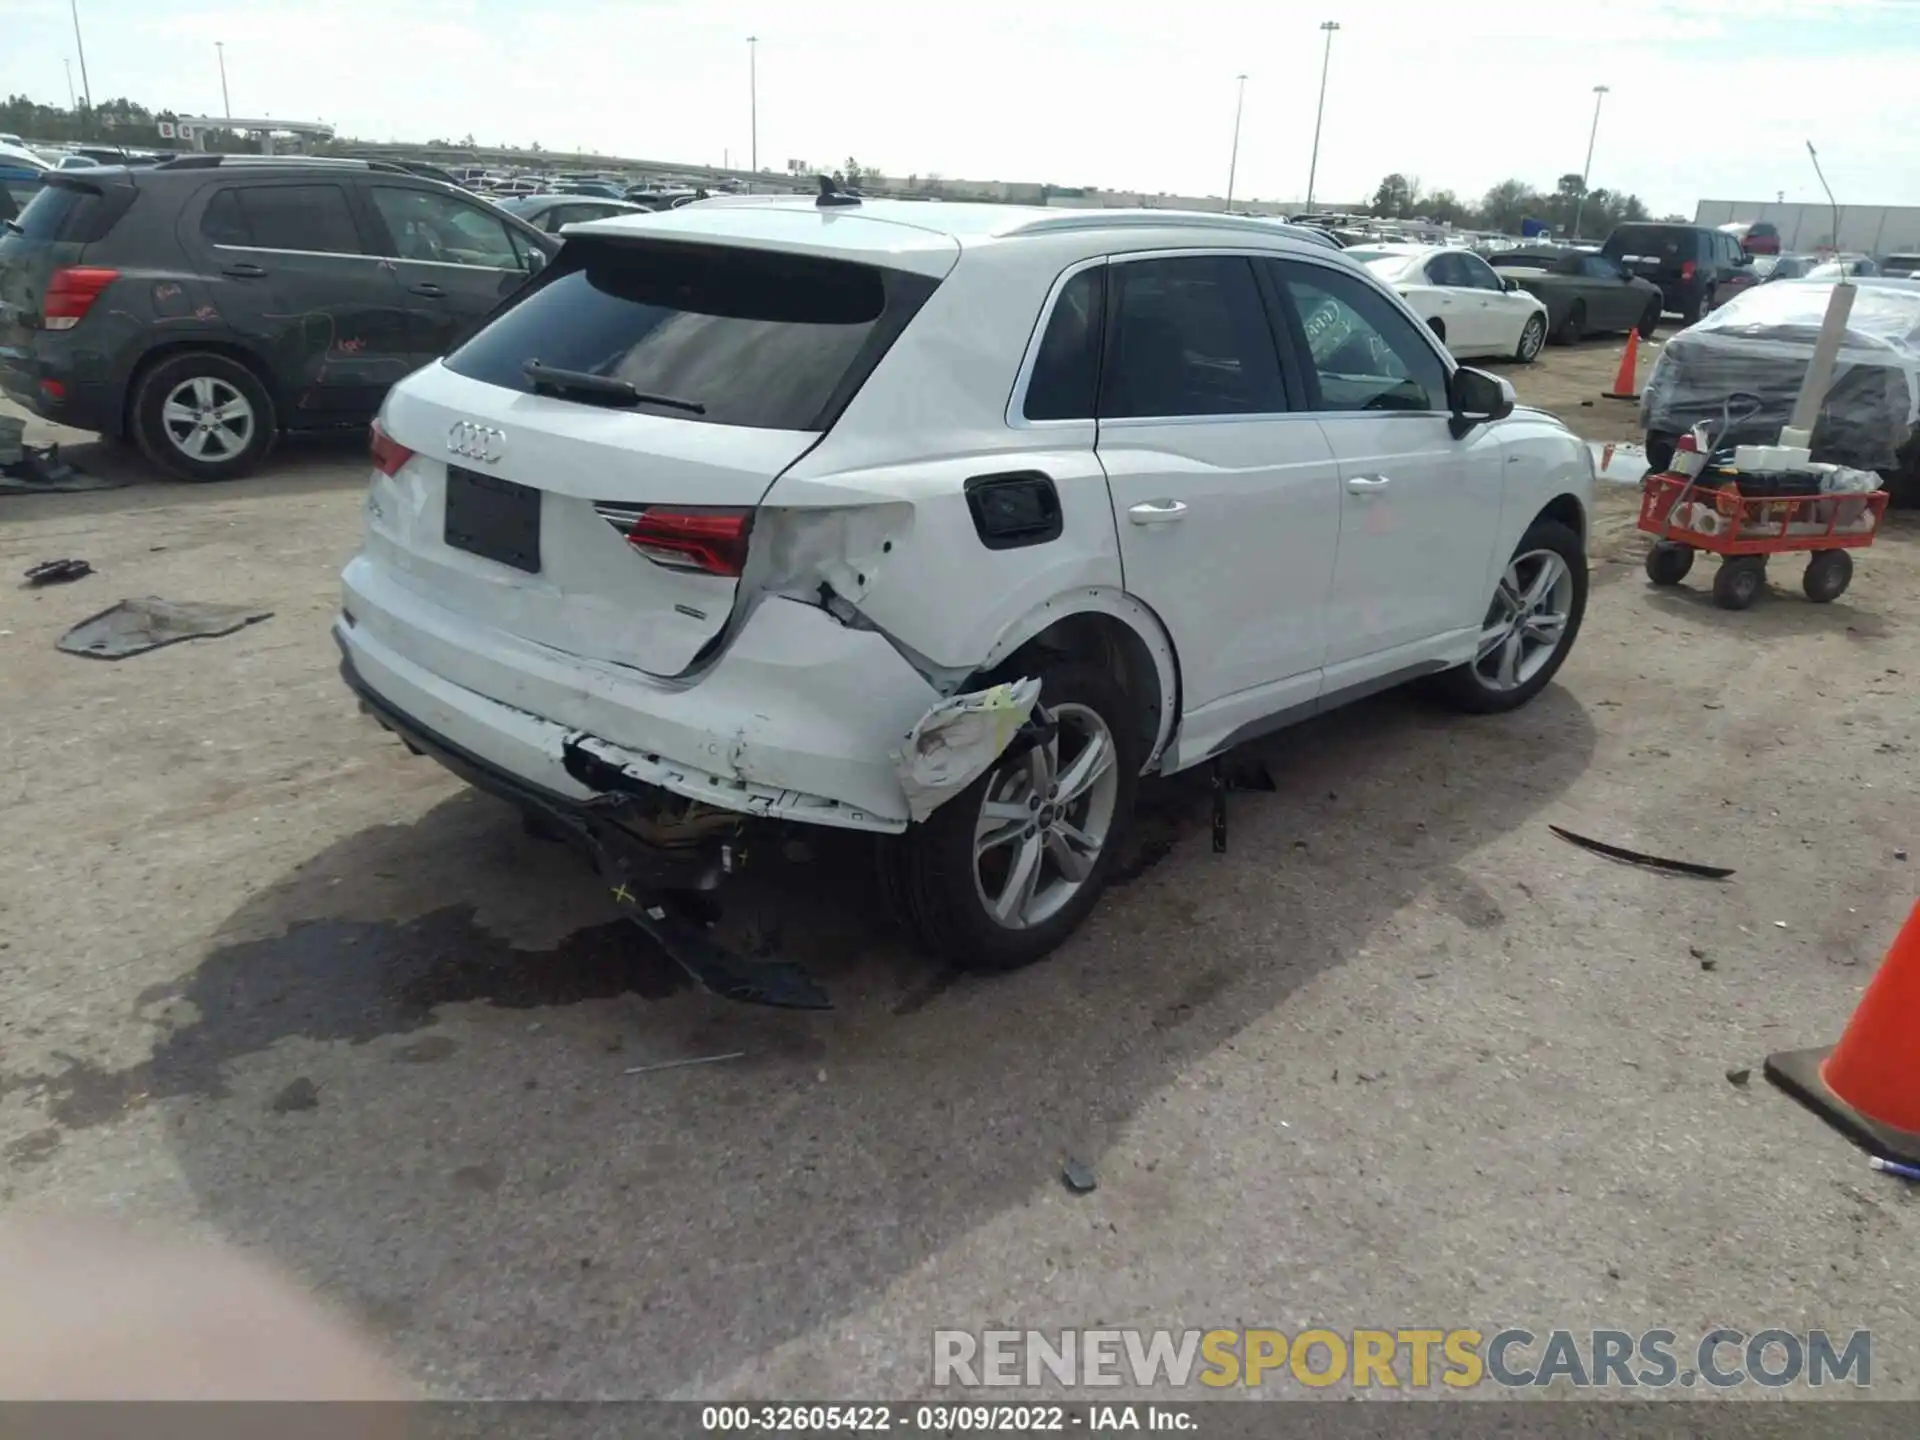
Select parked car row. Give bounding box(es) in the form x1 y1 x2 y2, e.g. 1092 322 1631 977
0 155 559 479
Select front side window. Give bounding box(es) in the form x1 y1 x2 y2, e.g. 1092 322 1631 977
202 183 363 255
1269 260 1447 414
370 186 523 269
1098 255 1285 419
1457 253 1506 292
1024 266 1105 421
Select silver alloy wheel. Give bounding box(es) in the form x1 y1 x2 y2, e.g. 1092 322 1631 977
972 702 1120 931
161 376 255 462
1474 548 1574 692
1519 314 1545 360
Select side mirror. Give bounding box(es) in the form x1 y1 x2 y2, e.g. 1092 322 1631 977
1502 276 1520 292
1448 366 1515 438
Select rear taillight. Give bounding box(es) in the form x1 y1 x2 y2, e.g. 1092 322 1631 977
1680 260 1697 281
369 419 413 477
42 266 120 330
608 506 754 577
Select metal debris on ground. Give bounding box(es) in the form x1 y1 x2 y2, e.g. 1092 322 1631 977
1548 824 1735 880
270 1077 320 1113
24 559 92 587
57 597 273 660
623 1051 747 1077
1062 1160 1098 1194
0 420 127 495
1726 1067 1753 1087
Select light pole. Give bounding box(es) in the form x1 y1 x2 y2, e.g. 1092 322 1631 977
1571 84 1609 239
216 41 231 119
63 59 75 110
69 0 92 109
1224 73 1248 212
747 36 758 178
1304 21 1339 212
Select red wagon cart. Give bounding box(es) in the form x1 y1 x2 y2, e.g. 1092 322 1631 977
1637 470 1890 610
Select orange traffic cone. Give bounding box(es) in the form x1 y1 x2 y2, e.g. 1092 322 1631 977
1604 330 1642 400
1766 898 1920 1166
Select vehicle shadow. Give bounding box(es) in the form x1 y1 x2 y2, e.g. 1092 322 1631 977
29 684 1596 1396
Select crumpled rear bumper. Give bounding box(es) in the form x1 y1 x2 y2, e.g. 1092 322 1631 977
338 554 947 832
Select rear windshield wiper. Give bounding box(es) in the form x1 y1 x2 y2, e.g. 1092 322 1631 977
522 359 705 414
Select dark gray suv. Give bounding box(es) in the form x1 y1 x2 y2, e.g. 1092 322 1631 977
0 155 558 480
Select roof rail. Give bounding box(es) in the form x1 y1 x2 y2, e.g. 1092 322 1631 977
153 154 376 172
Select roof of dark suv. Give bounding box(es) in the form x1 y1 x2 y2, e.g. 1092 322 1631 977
1601 223 1716 260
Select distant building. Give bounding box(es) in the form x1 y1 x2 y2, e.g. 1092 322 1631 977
1694 199 1920 254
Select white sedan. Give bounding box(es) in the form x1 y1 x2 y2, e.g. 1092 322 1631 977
1345 244 1549 363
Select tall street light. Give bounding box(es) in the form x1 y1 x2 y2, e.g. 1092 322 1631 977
747 35 759 177
64 59 76 110
1224 73 1248 213
69 0 93 108
216 41 232 119
1304 21 1339 212
1571 84 1609 239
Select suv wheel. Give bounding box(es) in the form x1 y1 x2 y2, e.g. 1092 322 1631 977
882 660 1141 972
133 352 276 482
1683 288 1713 325
1431 518 1587 714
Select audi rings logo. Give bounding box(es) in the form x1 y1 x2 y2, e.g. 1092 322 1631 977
447 421 506 464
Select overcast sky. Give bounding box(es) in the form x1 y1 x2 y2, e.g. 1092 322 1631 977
6 0 1918 214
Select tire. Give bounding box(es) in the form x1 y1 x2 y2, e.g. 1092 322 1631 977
1637 303 1662 340
1644 541 1694 586
1712 556 1766 610
1431 517 1588 715
1515 313 1547 363
1645 433 1677 473
1802 549 1853 603
132 351 276 482
1556 302 1586 346
883 659 1142 972
1683 288 1713 326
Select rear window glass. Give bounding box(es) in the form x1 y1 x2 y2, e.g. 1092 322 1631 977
8 182 117 243
444 239 937 430
1603 226 1705 261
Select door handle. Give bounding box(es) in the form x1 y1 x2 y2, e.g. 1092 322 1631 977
1346 475 1392 494
1127 499 1188 525
408 282 447 298
221 263 267 278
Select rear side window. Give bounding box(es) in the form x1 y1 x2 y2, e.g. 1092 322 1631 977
1099 255 1285 419
1024 266 1105 421
443 238 939 431
202 184 363 255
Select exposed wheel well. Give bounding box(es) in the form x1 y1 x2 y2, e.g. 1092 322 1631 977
990 612 1171 767
122 341 281 437
1537 492 1587 548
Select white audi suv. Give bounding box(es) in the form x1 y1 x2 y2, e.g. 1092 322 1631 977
337 196 1593 1002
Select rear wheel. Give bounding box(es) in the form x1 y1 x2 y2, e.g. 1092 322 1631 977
883 660 1140 972
1683 287 1714 325
1645 432 1677 473
132 351 276 482
1515 313 1546 363
1802 549 1853 603
1712 556 1766 610
1431 518 1588 714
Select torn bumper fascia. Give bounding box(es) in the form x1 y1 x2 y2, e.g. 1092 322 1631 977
338 565 960 833
891 678 1042 823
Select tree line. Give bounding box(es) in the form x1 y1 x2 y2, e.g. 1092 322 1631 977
1367 170 1685 238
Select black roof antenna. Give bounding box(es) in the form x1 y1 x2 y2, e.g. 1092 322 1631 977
816 174 860 208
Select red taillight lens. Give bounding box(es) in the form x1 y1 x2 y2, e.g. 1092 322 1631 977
369 419 413 477
43 266 120 330
624 507 753 577
1680 260 1697 281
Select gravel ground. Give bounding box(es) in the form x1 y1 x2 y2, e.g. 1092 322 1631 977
2 337 1916 1403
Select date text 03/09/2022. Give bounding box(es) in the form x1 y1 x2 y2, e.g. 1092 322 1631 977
699 1404 1192 1432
